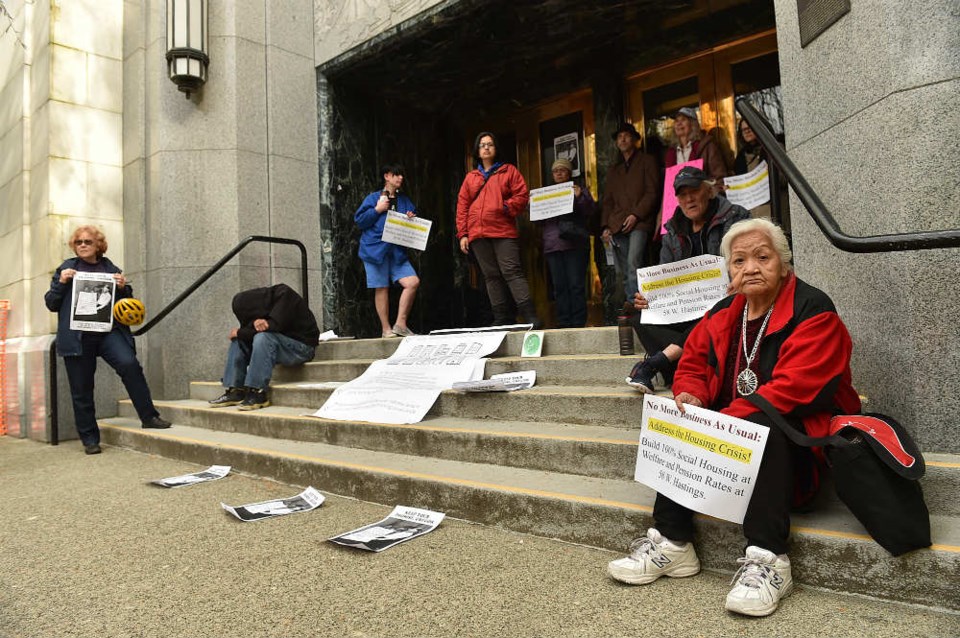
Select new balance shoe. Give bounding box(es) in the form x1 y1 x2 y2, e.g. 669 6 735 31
238 387 270 411
607 528 701 585
208 387 246 408
725 546 793 617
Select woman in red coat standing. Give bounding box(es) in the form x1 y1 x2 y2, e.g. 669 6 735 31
457 132 541 327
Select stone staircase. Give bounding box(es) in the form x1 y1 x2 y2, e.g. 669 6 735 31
99 327 960 611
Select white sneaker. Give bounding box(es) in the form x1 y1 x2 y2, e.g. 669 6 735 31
725 546 794 617
607 528 701 585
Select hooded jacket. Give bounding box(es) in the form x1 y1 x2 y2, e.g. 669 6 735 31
354 191 417 266
232 284 319 347
456 163 529 240
660 196 750 264
673 273 862 439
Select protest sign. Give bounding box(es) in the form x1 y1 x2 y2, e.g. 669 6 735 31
381 211 432 251
635 395 768 524
152 465 231 488
221 486 325 522
638 255 729 325
724 160 770 210
529 182 574 222
329 506 445 552
70 272 116 332
553 132 581 177
313 332 507 424
660 159 703 235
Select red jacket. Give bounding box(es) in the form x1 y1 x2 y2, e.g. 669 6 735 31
673 273 861 438
456 163 529 240
665 134 729 182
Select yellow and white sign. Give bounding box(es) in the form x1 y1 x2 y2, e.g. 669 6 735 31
638 255 729 325
529 181 575 221
382 211 432 251
635 394 769 524
724 160 770 210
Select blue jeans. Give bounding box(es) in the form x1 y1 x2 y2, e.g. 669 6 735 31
222 332 315 390
612 228 648 302
63 330 159 446
546 247 589 328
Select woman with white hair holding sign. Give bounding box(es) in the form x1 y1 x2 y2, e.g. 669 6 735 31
608 218 861 617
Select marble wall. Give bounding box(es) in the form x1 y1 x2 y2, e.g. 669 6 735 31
773 0 960 452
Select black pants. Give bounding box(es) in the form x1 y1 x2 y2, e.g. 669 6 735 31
470 237 533 315
652 412 805 555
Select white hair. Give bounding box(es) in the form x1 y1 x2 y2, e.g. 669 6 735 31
720 218 794 271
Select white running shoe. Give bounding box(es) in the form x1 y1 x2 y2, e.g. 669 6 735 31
725 546 794 617
607 528 701 585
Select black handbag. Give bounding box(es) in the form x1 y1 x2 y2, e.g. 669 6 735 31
745 393 931 556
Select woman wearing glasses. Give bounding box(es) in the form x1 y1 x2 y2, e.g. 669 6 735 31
456 132 541 328
44 225 171 455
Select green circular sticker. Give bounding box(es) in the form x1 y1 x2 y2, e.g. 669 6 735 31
522 332 541 356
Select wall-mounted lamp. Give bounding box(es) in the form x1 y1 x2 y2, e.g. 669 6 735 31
166 0 209 97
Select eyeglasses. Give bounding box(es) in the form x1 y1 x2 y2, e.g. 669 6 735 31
478 142 495 149
74 239 95 246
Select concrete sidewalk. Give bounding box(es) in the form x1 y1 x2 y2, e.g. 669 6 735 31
1 437 957 638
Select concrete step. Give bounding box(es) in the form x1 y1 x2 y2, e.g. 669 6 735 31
313 326 636 361
273 353 641 387
189 381 648 429
98 417 960 611
131 399 960 518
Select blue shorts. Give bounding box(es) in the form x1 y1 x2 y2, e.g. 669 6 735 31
363 252 416 288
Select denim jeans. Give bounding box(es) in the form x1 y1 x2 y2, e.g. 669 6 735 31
222 332 315 390
612 228 648 302
63 330 159 446
546 247 589 328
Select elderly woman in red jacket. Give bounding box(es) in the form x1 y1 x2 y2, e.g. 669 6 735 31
608 218 861 618
457 132 540 328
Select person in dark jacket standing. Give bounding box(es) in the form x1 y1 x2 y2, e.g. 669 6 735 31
457 132 540 327
626 166 749 392
601 122 659 304
44 225 171 455
208 283 319 411
355 163 420 338
537 158 596 328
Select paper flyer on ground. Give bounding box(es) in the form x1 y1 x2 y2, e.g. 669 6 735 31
452 371 536 392
723 160 770 210
221 486 325 522
638 255 729 325
381 211 432 251
313 332 507 424
329 506 445 552
152 465 231 488
634 394 769 524
529 181 574 221
70 272 116 332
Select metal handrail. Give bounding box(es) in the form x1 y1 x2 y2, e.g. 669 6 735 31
133 235 309 336
735 98 960 253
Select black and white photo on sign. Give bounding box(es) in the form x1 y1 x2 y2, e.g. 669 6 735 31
221 486 325 522
69 272 116 332
329 506 445 552
553 132 581 177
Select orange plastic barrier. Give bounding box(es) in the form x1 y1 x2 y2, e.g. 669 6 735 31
0 299 8 435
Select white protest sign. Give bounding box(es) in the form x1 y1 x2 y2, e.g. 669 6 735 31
638 255 729 325
381 211 432 251
635 394 768 524
724 160 770 210
529 181 574 221
70 272 116 332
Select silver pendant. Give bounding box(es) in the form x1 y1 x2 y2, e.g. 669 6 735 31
737 368 759 396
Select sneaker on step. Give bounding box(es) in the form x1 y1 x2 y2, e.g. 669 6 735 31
238 388 270 411
391 324 417 337
208 387 245 408
626 358 658 393
608 528 700 585
725 546 793 617
142 416 172 429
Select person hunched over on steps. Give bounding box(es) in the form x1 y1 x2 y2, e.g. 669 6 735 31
209 284 319 411
626 166 749 392
456 131 541 328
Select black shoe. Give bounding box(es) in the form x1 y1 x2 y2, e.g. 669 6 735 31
626 352 670 393
209 387 246 408
238 388 270 411
84 443 102 455
142 416 172 429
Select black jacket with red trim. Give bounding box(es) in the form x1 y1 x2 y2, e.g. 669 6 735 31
673 272 861 438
